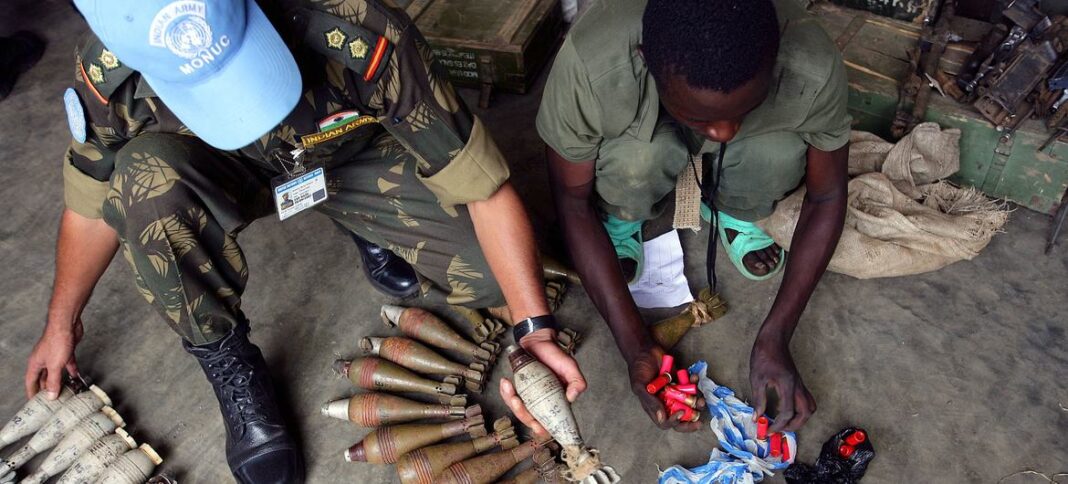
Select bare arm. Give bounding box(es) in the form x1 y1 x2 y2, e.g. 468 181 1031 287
750 143 848 432
547 147 700 431
470 181 587 436
25 208 118 399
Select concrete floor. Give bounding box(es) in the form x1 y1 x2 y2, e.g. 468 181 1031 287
3 1 1067 483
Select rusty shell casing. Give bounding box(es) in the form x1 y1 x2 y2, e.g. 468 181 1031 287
345 411 487 464
436 439 539 484
54 429 137 484
20 408 125 484
361 337 485 392
395 417 517 484
381 305 497 365
334 357 458 402
96 444 163 484
497 466 540 484
507 346 584 449
0 386 75 450
321 393 475 427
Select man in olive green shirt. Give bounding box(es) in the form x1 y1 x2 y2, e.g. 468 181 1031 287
538 0 850 433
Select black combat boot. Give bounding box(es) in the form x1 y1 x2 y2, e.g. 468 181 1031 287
341 226 420 298
184 323 304 484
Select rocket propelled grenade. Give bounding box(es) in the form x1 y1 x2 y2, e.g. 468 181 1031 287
345 408 487 464
54 429 137 484
0 386 75 451
507 346 621 484
395 417 518 484
381 305 499 364
321 392 477 427
361 336 486 393
334 357 465 405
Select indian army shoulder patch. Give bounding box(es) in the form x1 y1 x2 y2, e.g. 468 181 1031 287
324 27 347 50
98 49 121 70
349 37 369 60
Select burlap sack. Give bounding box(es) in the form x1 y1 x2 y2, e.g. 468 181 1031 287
757 123 1009 279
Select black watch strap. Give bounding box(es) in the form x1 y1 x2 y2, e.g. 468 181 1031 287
512 315 558 342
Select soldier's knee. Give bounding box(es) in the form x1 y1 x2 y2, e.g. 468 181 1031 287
103 134 196 236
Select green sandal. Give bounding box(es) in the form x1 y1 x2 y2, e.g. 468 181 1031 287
603 215 644 284
701 205 785 281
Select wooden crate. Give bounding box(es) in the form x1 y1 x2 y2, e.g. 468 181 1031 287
405 0 564 103
813 2 1068 214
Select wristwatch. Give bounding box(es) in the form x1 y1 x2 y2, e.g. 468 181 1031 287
512 314 558 343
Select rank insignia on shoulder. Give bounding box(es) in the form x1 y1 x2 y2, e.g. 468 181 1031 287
98 49 121 70
349 37 369 60
87 63 105 84
325 27 347 50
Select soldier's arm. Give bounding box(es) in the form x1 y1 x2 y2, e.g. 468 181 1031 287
26 209 118 399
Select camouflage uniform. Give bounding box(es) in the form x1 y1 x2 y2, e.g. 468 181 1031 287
64 0 508 344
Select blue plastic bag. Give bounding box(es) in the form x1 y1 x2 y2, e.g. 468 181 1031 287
658 361 796 484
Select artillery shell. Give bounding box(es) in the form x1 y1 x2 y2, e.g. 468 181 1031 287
0 387 114 480
18 408 125 484
381 305 498 364
541 254 583 286
448 305 506 343
361 336 486 392
321 393 477 427
96 444 162 484
334 357 459 403
395 417 517 484
0 386 75 450
55 429 137 484
345 410 486 464
436 439 540 484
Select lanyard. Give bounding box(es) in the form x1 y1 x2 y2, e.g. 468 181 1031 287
688 143 727 292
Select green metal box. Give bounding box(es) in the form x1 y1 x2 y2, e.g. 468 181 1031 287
814 3 1068 214
405 0 564 98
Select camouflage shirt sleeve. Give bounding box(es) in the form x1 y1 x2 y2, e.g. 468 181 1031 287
63 36 188 218
361 2 510 206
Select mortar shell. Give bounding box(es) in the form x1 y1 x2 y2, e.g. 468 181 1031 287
395 419 514 484
335 357 457 397
361 337 485 392
0 386 75 449
436 439 538 484
97 444 162 484
507 346 584 449
345 410 486 464
321 393 476 427
54 429 136 484
1 399 115 478
381 306 495 364
27 409 123 481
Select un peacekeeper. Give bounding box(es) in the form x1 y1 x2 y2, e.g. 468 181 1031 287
538 0 850 433
23 0 586 481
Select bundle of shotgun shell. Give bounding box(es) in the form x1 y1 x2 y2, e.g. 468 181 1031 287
836 429 867 459
645 354 702 422
0 382 164 484
755 415 793 462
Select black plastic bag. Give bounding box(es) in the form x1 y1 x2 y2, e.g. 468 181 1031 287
785 427 875 484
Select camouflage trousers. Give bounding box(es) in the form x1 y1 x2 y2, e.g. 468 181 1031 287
101 132 502 345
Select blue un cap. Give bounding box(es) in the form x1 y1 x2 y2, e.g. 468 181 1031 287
73 0 302 150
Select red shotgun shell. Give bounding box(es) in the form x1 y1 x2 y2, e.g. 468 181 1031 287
674 383 698 394
838 444 856 458
663 386 698 407
844 430 867 446
659 354 675 376
756 416 769 440
770 433 782 458
676 369 691 385
646 374 672 394
782 435 791 461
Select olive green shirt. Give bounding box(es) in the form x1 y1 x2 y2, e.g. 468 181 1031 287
536 0 852 164
64 0 509 219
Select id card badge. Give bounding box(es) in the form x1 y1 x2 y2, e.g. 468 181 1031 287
272 165 328 221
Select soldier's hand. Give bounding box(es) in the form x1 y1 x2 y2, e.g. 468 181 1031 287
25 317 83 399
499 328 587 437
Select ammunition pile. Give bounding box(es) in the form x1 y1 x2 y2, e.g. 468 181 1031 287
0 380 163 484
645 354 702 422
328 304 564 483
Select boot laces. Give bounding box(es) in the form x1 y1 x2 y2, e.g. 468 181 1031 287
204 353 269 435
